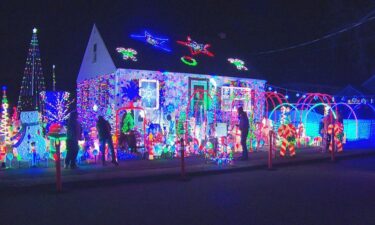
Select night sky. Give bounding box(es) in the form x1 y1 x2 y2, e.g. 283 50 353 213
1 0 375 104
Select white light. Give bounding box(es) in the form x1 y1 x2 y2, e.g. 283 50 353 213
93 104 98 112
33 28 37 34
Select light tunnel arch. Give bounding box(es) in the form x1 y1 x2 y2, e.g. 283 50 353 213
331 102 358 139
304 103 337 126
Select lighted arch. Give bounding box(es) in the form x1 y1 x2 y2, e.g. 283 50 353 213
348 103 375 119
268 103 301 122
265 91 289 119
304 103 337 125
298 93 333 111
331 102 358 139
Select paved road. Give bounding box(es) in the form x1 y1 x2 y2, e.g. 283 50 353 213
2 156 375 225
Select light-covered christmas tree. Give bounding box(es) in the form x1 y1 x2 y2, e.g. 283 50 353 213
17 27 46 112
121 112 135 133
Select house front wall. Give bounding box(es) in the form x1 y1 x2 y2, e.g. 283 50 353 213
77 68 266 136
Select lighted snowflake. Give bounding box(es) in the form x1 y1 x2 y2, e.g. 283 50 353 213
228 58 248 71
116 47 137 61
139 80 159 109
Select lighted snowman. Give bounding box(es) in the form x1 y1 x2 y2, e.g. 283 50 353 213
13 111 46 161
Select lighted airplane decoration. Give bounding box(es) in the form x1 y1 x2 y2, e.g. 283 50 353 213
131 31 171 52
177 36 214 57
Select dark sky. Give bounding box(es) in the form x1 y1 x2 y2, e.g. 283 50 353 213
1 0 375 104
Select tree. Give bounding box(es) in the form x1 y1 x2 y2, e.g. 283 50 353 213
17 27 46 112
43 91 74 126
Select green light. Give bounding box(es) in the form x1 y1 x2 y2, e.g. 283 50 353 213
181 56 197 66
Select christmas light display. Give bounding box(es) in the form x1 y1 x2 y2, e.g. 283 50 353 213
227 58 248 71
177 36 214 57
180 56 197 66
131 31 171 52
41 91 74 127
77 74 116 130
121 80 140 101
221 86 252 111
278 123 297 157
18 27 46 112
139 79 159 109
116 47 138 61
11 106 20 135
78 69 265 157
0 87 10 145
52 65 56 91
121 113 135 134
12 111 46 160
328 122 344 152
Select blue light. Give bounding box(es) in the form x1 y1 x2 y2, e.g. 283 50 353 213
296 93 300 97
344 119 374 141
131 31 171 52
268 87 272 91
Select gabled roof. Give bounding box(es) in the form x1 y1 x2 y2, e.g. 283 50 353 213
77 25 116 82
362 75 375 94
334 85 365 97
78 24 265 82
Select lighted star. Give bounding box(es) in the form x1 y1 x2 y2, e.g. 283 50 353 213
116 47 137 61
131 31 171 52
228 58 248 71
177 36 214 57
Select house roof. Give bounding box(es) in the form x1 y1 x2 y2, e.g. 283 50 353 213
334 85 366 97
362 75 375 94
82 23 265 81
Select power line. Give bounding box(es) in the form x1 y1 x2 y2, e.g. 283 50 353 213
252 8 375 56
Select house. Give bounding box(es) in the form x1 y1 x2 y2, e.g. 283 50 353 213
76 24 266 155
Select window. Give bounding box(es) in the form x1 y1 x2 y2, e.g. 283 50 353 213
189 78 209 113
221 86 252 111
93 43 97 63
139 79 159 109
99 81 109 107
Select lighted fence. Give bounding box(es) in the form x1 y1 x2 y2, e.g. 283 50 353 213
344 119 375 141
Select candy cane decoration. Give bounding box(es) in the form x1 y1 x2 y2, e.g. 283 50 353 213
327 123 344 152
278 123 297 157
